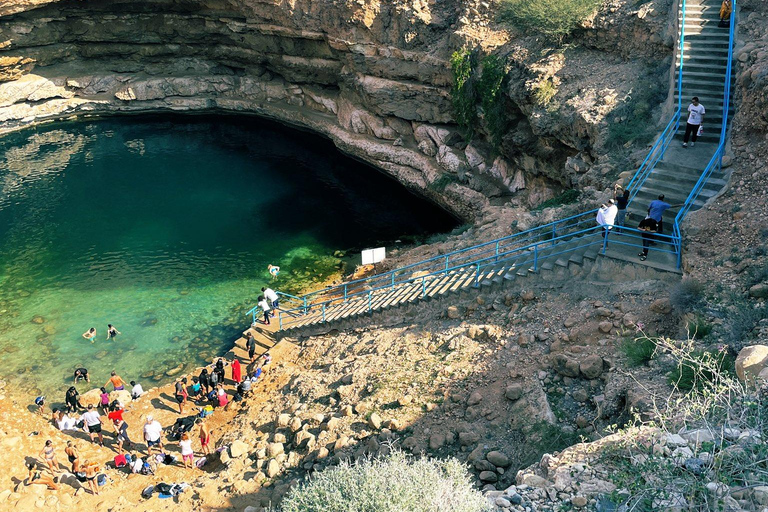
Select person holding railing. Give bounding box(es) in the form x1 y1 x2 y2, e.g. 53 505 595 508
596 200 618 239
638 217 659 261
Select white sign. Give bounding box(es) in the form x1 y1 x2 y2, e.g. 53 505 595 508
362 247 386 265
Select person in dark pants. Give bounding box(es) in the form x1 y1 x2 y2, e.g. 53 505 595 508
638 217 658 261
682 97 705 148
614 185 630 232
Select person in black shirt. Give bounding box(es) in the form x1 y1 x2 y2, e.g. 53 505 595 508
73 368 89 384
614 186 630 232
64 386 83 414
638 217 658 261
198 368 210 396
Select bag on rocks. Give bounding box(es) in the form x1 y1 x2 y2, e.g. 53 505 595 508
141 485 155 499
195 457 207 469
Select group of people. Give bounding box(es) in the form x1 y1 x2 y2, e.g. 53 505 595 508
82 324 121 343
29 342 272 495
256 286 279 325
596 187 680 262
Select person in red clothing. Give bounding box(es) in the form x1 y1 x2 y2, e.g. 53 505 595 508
107 407 132 452
231 358 242 385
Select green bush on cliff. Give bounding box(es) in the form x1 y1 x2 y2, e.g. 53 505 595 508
276 449 491 512
500 0 604 40
450 50 510 149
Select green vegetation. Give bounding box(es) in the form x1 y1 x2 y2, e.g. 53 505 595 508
603 337 766 511
499 0 604 40
451 49 478 141
605 64 668 150
450 50 510 149
277 449 491 512
685 313 712 339
533 189 580 211
667 346 734 391
532 78 558 107
620 336 657 367
477 55 508 148
669 278 705 312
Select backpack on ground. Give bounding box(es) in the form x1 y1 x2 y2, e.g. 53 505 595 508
140 462 153 475
114 454 127 468
141 485 155 499
199 405 214 418
195 456 207 469
163 453 177 465
97 474 107 486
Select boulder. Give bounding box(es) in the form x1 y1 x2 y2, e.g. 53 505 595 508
367 412 382 429
749 283 768 299
486 451 510 468
467 391 483 406
276 414 291 428
266 459 280 478
267 442 284 458
288 417 303 432
230 440 248 458
553 354 580 377
598 321 613 334
459 431 480 446
446 306 460 319
735 345 768 382
79 388 103 408
579 355 604 379
429 433 445 450
505 384 523 401
479 470 498 483
650 298 672 314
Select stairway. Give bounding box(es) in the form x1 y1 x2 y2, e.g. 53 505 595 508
278 233 606 333
675 0 734 144
614 0 734 266
258 0 736 334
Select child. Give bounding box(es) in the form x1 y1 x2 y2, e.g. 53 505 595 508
179 433 194 469
190 377 202 400
34 396 46 415
99 388 110 415
82 327 97 343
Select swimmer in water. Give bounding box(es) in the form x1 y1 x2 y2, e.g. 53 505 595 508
105 371 128 391
268 264 280 280
82 328 96 343
106 324 121 340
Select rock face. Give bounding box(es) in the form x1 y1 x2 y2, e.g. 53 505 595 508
0 0 674 218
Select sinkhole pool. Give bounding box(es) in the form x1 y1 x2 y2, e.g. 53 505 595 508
0 115 458 399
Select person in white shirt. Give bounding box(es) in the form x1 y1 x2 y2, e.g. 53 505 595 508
596 200 618 240
179 433 195 469
143 415 165 456
81 405 104 446
130 381 144 399
261 287 279 317
257 295 271 325
682 97 705 148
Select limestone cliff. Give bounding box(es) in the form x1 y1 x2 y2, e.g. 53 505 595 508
0 0 673 221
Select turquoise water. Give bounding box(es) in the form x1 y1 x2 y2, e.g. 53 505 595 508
0 115 457 397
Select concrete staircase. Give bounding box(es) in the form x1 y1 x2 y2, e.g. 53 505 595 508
675 0 734 144
264 0 736 334
278 233 607 332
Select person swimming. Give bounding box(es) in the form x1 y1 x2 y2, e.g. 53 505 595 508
106 324 121 340
82 328 96 343
268 264 280 279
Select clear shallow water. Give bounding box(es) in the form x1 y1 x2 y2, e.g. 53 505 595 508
0 115 457 398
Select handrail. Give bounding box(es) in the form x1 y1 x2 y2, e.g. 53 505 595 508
673 0 736 231
246 290 308 325
246 0 735 328
275 225 680 330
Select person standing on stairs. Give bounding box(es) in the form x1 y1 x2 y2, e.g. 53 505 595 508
682 97 705 148
596 200 618 239
637 217 659 261
614 185 630 232
719 0 732 27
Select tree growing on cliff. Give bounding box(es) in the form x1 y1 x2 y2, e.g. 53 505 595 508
274 449 492 512
500 0 604 41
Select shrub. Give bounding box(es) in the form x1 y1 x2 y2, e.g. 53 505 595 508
667 346 735 391
276 449 492 512
532 78 558 106
685 314 712 339
603 336 768 511
669 278 704 312
451 49 478 141
620 336 657 367
604 65 667 150
429 173 460 193
477 55 509 149
499 0 603 40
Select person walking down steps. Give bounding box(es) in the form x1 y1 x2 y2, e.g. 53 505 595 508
682 97 705 148
719 0 732 27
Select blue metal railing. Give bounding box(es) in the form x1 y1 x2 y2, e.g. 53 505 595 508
672 0 737 267
246 0 736 330
273 225 679 330
246 290 306 325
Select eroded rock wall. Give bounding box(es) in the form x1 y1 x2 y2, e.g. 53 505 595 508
0 0 674 221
